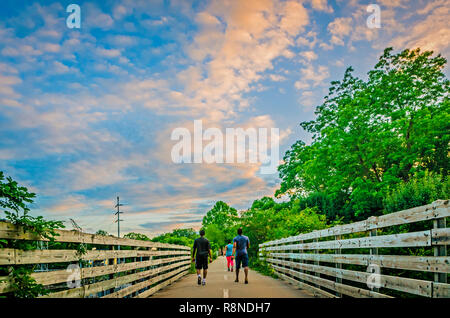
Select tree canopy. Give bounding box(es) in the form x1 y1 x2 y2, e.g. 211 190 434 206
124 232 151 241
151 228 197 246
276 48 449 220
202 201 239 246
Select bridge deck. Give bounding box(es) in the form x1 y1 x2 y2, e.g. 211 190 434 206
151 256 314 298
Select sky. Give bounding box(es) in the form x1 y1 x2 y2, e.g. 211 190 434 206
0 0 448 236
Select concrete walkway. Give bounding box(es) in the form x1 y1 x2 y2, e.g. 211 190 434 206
151 256 314 298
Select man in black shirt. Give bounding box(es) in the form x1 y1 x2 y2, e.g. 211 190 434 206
192 229 212 286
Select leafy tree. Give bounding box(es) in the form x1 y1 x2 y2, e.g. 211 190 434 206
239 197 327 263
0 171 35 218
95 230 109 236
171 228 197 239
202 201 238 228
151 228 197 247
0 171 64 241
277 48 449 220
383 172 449 213
124 232 150 241
0 171 64 297
151 227 200 273
295 191 346 221
202 223 226 251
202 201 239 243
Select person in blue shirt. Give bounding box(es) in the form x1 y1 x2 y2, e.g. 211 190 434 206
232 228 250 284
225 240 234 272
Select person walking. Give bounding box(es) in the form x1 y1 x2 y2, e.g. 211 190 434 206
192 229 212 286
225 240 234 272
232 228 250 284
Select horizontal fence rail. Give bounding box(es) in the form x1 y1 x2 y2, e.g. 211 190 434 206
0 222 191 298
259 200 450 298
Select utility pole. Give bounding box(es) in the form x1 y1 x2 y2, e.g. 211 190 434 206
114 196 124 265
114 196 124 238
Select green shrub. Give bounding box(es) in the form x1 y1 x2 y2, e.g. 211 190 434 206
383 173 449 213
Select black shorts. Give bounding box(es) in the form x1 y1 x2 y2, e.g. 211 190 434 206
195 255 208 270
235 253 249 269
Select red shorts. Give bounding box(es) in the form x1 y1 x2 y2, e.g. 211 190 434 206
226 256 234 267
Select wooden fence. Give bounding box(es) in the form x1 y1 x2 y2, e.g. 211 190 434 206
0 221 191 298
259 200 450 298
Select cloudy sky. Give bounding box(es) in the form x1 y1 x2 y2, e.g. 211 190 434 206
0 0 448 236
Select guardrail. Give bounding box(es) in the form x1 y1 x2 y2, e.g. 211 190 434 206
259 200 449 298
0 221 191 298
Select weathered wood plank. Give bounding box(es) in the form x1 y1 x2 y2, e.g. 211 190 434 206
264 230 432 251
267 258 432 297
0 221 190 250
260 200 449 247
432 282 450 298
370 200 449 230
135 268 189 298
260 220 367 247
262 253 450 273
277 272 338 298
272 264 392 298
40 260 190 298
0 248 190 265
259 201 449 298
84 260 190 298
432 227 450 245
31 256 190 286
103 265 189 298
0 248 14 265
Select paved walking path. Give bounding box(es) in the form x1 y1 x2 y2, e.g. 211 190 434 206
151 256 314 298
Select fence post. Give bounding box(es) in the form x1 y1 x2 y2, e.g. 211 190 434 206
288 245 293 279
433 218 447 284
277 241 284 277
133 246 139 297
370 229 379 293
276 241 283 276
299 239 303 285
107 244 115 296
335 235 342 297
313 238 320 289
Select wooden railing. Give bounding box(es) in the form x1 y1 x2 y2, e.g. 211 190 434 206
259 200 450 298
0 222 191 298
